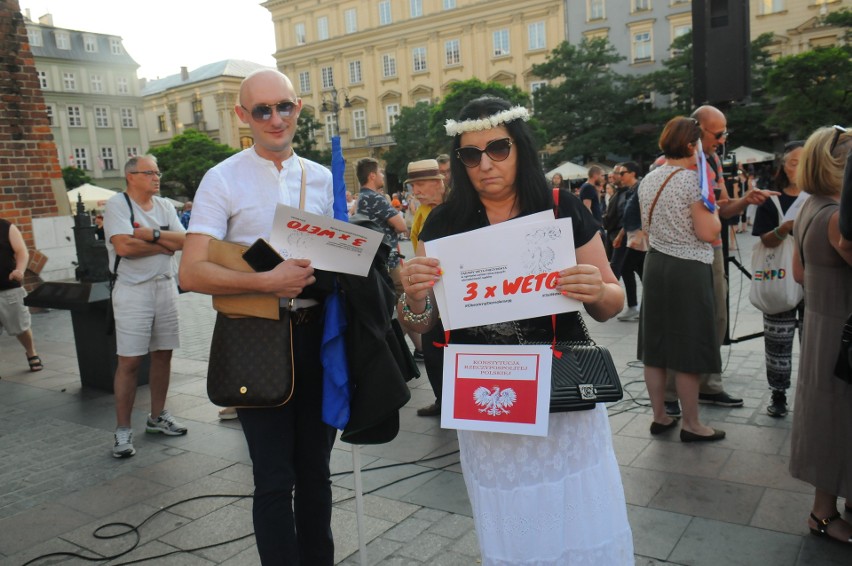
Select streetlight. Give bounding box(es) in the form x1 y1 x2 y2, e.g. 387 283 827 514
320 87 352 138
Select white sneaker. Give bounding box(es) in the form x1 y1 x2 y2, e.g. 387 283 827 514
146 409 188 436
113 427 136 458
617 306 640 321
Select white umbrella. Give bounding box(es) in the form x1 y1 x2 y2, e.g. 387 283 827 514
546 161 596 181
731 146 775 164
67 184 118 211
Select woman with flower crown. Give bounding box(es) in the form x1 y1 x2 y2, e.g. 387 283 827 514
398 96 633 564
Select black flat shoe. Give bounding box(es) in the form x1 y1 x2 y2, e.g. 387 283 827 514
650 419 679 435
680 428 725 442
809 512 852 544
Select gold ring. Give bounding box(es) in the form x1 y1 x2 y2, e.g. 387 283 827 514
408 275 413 285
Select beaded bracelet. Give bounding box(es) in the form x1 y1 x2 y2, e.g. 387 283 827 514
773 227 787 240
400 293 433 324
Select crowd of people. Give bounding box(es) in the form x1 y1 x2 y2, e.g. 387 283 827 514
63 65 849 562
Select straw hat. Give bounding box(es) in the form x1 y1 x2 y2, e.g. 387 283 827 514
404 159 444 185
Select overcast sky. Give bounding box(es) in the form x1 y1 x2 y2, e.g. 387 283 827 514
19 0 277 80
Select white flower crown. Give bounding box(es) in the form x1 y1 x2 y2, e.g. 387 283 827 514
444 105 531 137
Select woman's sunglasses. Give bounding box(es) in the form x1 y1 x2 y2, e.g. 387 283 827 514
456 138 513 168
241 100 297 122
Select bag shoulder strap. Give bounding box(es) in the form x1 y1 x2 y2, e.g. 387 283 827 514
297 157 307 210
647 167 684 228
798 202 837 268
111 193 136 279
769 195 784 223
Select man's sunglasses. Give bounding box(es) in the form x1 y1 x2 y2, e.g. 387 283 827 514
241 100 297 122
711 129 729 140
829 125 848 155
129 170 162 177
456 138 513 168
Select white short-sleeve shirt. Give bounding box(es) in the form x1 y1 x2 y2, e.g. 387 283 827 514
638 164 714 264
190 147 334 247
104 193 185 284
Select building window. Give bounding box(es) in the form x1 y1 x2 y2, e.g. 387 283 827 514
64 104 83 130
321 66 334 90
63 72 77 91
72 147 89 170
120 107 136 128
632 30 652 62
528 21 546 51
349 60 362 84
382 54 397 78
110 37 122 55
317 16 329 41
27 27 42 47
352 109 367 139
117 77 129 94
759 0 785 14
445 39 461 66
673 24 691 39
158 114 167 132
37 70 48 89
192 99 204 123
126 147 139 158
295 22 306 45
633 0 651 11
90 74 103 93
45 104 54 126
588 0 605 20
385 104 400 132
379 0 392 25
100 147 115 170
410 0 423 18
299 70 311 93
412 47 427 72
344 9 358 33
493 29 510 57
83 34 97 52
530 80 547 93
240 136 253 149
55 31 70 49
443 0 457 8
324 114 337 140
94 106 110 128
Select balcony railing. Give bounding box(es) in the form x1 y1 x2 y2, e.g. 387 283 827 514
348 134 396 148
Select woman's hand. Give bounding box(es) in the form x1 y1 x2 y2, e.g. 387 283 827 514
401 256 442 302
557 264 606 304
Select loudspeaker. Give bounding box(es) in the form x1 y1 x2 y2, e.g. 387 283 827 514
692 0 751 105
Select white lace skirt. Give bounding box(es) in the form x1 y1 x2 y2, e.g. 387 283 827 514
459 405 634 565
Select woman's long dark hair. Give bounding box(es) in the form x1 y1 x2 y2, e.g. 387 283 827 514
773 140 804 191
444 96 550 233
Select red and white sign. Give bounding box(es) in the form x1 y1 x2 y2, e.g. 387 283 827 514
441 344 552 437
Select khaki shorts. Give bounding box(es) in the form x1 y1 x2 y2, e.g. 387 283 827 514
112 277 180 357
0 287 31 336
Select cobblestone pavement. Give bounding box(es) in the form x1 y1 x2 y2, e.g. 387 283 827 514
0 234 849 565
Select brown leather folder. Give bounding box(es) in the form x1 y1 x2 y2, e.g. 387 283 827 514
207 239 280 320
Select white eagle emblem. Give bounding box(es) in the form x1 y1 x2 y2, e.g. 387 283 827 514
473 386 517 416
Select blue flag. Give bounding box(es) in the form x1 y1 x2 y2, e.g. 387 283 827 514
321 136 351 429
696 140 716 212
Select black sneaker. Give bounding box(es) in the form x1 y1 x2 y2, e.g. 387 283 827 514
698 391 744 407
665 401 681 417
766 390 788 418
413 350 424 361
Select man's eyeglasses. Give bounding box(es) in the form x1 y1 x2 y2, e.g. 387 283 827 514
613 170 627 176
129 171 162 177
241 100 297 122
456 138 513 168
829 125 848 155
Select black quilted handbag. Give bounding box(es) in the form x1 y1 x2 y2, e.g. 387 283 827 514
207 313 294 408
524 315 623 413
835 312 852 384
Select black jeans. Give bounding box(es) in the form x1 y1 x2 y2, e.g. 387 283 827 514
422 324 445 406
237 318 337 566
620 248 646 308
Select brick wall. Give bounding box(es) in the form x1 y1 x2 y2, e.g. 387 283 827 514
0 0 64 285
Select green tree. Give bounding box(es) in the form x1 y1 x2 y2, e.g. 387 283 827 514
531 38 641 165
640 31 694 115
765 45 852 138
62 166 93 189
294 110 332 165
382 102 439 184
148 129 238 200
